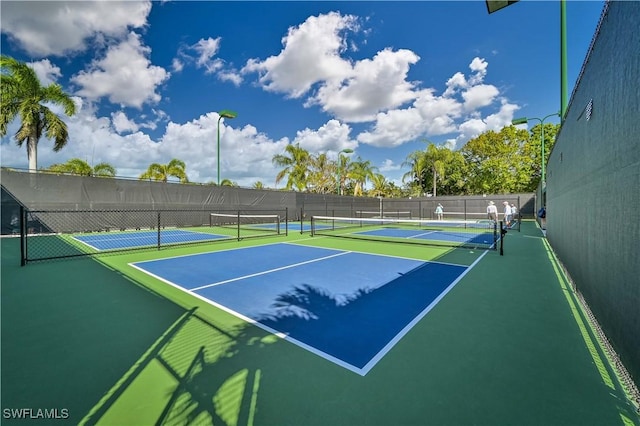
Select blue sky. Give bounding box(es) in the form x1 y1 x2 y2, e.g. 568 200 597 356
0 1 604 187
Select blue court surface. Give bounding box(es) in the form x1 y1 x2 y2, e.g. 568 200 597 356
356 228 495 246
73 229 227 251
130 243 479 375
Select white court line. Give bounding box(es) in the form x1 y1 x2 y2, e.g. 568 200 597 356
190 251 351 291
407 230 438 239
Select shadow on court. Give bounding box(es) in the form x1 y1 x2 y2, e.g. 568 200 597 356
0 237 185 424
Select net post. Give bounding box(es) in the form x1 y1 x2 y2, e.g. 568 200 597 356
157 212 161 250
464 199 467 222
20 206 26 266
494 220 498 251
284 207 287 236
499 220 505 256
300 207 304 234
310 216 315 236
517 196 521 232
237 210 241 240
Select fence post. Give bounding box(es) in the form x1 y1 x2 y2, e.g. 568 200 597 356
157 212 161 250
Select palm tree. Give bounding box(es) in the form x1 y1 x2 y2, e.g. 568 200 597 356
402 151 428 197
0 55 77 172
368 173 390 198
272 144 311 191
252 181 265 189
348 158 377 196
139 158 188 183
307 152 336 193
220 178 236 186
47 158 116 177
336 152 353 196
423 143 450 198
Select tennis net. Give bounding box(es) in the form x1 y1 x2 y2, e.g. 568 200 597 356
311 215 499 250
209 212 283 239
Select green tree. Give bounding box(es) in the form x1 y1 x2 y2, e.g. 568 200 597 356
346 157 376 196
220 178 237 186
1 55 77 172
402 150 428 197
47 158 116 177
307 152 336 193
460 126 532 194
139 159 188 183
336 151 353 195
252 181 265 189
402 144 457 197
435 150 468 195
526 123 560 190
368 173 391 198
272 143 311 191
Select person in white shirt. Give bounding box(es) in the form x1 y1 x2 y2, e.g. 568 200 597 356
487 201 498 222
503 201 512 227
435 203 444 220
510 203 518 227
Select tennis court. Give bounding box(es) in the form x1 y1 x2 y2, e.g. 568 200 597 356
73 229 228 251
2 220 639 425
130 243 475 374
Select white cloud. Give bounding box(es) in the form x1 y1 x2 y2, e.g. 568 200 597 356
0 106 290 187
378 159 401 172
462 84 499 111
468 57 488 85
291 119 357 156
356 56 513 149
242 12 357 98
218 70 243 86
159 113 289 185
111 111 139 134
0 1 151 57
71 32 170 108
309 48 420 122
192 37 224 74
172 58 184 73
443 72 467 97
28 59 62 86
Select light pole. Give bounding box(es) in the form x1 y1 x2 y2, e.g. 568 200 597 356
512 112 560 186
336 148 354 195
216 110 237 185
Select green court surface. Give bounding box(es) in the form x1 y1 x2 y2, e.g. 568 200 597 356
1 221 638 425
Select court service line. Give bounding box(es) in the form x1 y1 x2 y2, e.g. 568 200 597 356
407 230 438 239
190 250 351 291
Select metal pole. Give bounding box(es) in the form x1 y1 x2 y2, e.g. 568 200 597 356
560 0 568 122
217 116 223 185
541 123 545 186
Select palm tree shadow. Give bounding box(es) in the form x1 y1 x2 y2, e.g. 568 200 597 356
155 313 278 426
155 285 372 426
